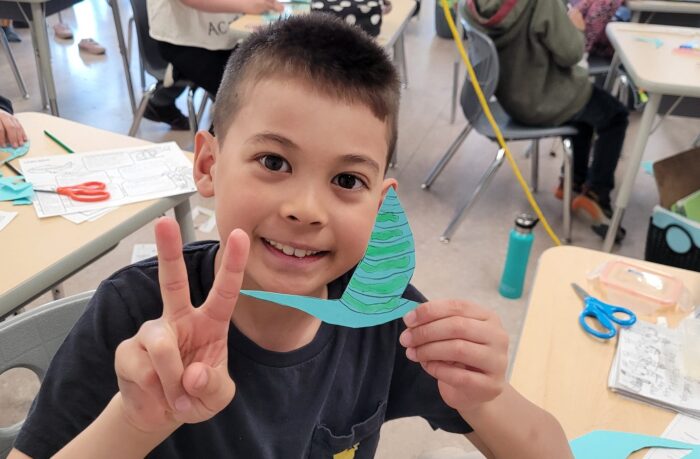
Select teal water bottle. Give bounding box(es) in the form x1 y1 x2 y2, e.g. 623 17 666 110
499 213 539 299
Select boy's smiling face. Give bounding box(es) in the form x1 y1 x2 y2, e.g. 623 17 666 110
195 78 397 298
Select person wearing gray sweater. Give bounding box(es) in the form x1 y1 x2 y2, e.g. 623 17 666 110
464 0 629 231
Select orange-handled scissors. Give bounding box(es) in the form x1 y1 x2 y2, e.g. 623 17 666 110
33 181 110 202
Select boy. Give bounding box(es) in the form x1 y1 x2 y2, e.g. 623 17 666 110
464 0 629 228
10 15 572 458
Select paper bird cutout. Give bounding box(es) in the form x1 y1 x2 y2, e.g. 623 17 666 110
241 187 420 328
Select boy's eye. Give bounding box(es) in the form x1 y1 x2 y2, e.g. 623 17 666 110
333 173 366 190
259 154 291 172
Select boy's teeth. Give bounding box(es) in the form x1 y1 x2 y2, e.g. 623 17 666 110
266 239 320 258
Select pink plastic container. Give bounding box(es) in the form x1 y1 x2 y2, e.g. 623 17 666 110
596 261 684 315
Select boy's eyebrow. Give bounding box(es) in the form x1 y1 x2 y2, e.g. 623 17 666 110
338 154 381 174
248 132 300 151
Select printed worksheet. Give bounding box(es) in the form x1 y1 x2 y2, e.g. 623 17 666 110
19 142 196 218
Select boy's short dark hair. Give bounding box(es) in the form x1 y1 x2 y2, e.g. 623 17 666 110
213 14 401 170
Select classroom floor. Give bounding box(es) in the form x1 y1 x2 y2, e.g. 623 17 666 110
1 1 698 456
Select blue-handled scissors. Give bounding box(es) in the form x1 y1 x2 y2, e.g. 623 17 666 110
572 283 637 340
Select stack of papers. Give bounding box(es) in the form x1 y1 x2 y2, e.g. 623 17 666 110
609 321 700 417
19 142 196 219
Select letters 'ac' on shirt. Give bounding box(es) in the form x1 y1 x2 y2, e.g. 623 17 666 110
147 0 240 51
15 241 472 458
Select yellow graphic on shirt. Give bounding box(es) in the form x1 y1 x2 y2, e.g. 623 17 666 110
333 443 359 459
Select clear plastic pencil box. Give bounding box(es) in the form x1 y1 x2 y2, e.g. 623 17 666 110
588 260 692 316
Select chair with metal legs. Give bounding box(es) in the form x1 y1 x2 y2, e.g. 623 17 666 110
0 27 29 99
422 20 576 244
127 0 210 139
0 291 93 458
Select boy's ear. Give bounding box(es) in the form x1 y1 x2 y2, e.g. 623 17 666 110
193 130 218 197
378 178 398 211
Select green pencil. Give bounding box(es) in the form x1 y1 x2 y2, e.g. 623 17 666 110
43 130 74 154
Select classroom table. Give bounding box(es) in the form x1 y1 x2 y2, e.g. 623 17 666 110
510 246 700 455
627 0 700 22
601 23 700 252
229 0 417 86
0 112 196 318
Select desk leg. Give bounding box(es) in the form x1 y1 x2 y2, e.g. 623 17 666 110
110 0 137 113
28 19 49 110
174 199 196 243
602 92 660 252
31 3 59 116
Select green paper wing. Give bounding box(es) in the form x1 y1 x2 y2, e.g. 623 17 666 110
240 188 420 328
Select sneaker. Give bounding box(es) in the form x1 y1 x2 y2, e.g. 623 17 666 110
571 188 613 223
78 38 106 55
53 23 73 40
591 223 627 243
143 102 190 131
553 178 583 201
2 26 21 43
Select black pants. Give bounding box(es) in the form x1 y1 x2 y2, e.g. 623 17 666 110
150 40 235 107
567 86 629 204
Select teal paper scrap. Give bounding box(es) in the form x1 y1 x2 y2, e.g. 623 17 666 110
570 430 700 458
12 197 32 206
635 37 664 49
0 177 33 203
642 161 654 176
241 188 420 328
0 141 30 164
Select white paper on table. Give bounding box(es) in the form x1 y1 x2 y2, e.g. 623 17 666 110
192 205 217 233
644 414 700 459
62 207 116 224
19 142 196 218
0 211 18 231
131 243 158 264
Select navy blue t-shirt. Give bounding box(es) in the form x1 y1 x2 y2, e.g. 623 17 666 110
15 241 471 458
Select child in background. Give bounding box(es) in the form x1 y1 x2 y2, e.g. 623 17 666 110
9 15 572 459
570 0 623 58
465 0 629 231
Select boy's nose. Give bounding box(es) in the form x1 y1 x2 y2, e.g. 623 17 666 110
280 190 328 226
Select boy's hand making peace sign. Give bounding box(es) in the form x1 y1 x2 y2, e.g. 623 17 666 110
114 217 249 434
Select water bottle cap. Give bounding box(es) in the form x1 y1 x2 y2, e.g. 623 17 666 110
515 213 539 231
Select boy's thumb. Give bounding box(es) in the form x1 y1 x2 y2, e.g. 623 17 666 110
183 361 236 409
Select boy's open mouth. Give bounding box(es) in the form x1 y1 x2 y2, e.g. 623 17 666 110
262 238 329 260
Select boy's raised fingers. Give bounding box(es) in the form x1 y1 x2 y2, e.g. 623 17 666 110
203 229 250 323
155 217 192 319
